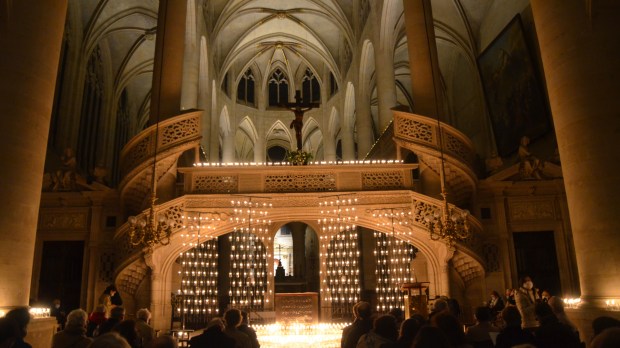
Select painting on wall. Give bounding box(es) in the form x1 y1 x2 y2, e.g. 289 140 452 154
478 15 551 157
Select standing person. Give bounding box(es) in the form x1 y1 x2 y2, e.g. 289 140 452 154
356 314 398 348
514 276 540 329
1 308 32 348
432 312 472 348
51 299 67 331
341 301 373 348
465 307 499 348
222 309 252 348
533 302 580 348
95 307 125 337
189 318 235 348
395 317 423 348
52 309 92 348
113 320 141 348
541 290 551 303
99 285 118 318
547 297 578 337
87 305 106 337
238 311 259 348
495 306 534 348
504 289 516 306
388 308 404 329
488 291 505 321
135 308 155 347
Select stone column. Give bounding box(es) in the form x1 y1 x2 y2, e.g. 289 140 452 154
323 132 337 162
180 0 198 110
530 0 620 340
402 0 445 121
530 0 620 302
341 128 356 161
290 222 306 281
0 0 68 307
254 136 265 163
356 89 374 159
374 47 397 131
149 0 187 123
221 131 235 163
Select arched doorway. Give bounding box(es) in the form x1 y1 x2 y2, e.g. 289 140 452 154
273 222 320 293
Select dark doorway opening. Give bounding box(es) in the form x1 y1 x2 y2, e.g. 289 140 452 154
513 231 561 296
38 241 84 311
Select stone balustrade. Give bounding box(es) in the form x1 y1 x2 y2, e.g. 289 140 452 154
179 162 418 194
119 111 202 179
392 110 476 167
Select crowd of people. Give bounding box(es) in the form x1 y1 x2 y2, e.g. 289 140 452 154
341 275 620 348
4 277 620 347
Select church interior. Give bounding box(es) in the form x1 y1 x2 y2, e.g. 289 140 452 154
0 0 619 347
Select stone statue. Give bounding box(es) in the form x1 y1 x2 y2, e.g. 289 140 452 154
93 162 108 184
60 147 78 190
518 136 543 180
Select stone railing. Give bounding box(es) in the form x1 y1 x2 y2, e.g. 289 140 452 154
392 110 476 167
178 162 419 194
119 111 202 179
118 111 202 214
392 110 478 204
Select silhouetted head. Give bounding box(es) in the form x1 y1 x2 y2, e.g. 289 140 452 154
373 315 398 342
475 307 492 323
5 307 30 338
593 316 620 337
224 309 242 328
354 301 372 320
501 306 522 327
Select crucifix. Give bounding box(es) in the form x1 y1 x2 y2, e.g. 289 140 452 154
282 90 320 151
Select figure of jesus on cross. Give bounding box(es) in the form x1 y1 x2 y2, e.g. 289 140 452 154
283 90 319 151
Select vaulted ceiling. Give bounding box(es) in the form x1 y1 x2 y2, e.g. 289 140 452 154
68 0 509 154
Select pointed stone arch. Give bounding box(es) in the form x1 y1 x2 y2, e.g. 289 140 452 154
235 116 258 161
302 117 323 157
328 107 340 138
219 105 230 137
266 120 294 151
359 40 376 97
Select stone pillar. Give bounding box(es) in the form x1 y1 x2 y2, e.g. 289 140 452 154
0 0 68 307
180 0 198 110
374 48 397 131
323 132 337 162
356 89 374 159
149 0 187 123
290 222 306 280
145 249 167 331
341 128 356 160
530 1 620 340
530 0 620 302
402 0 445 121
254 136 265 163
222 131 235 163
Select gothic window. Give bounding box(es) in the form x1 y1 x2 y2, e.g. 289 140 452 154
302 68 320 103
77 46 104 175
112 89 131 186
237 69 255 106
268 68 289 106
